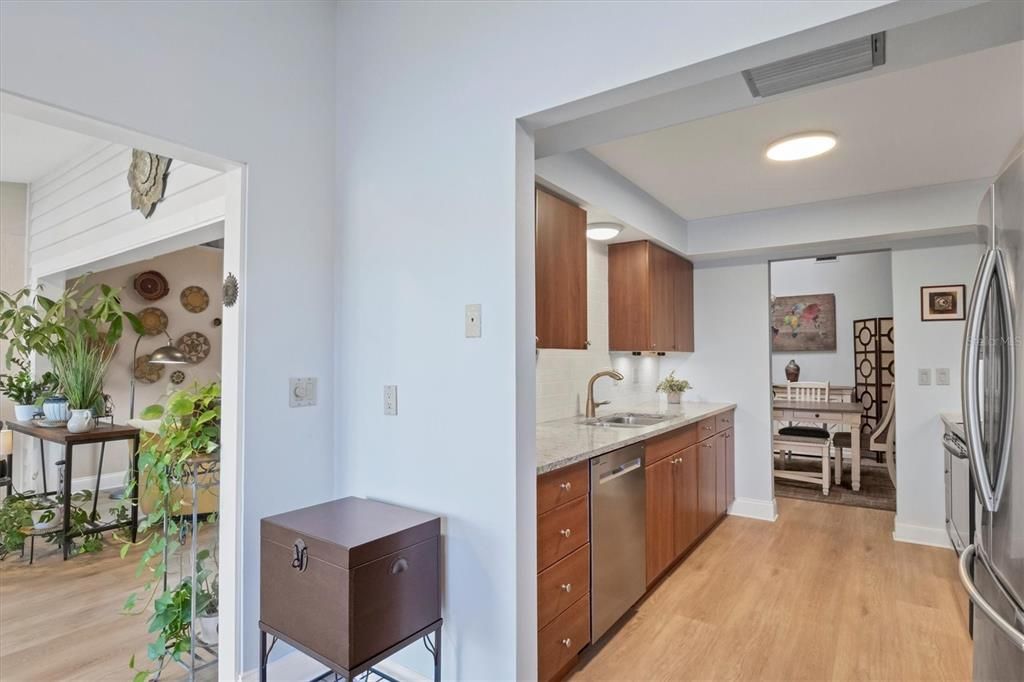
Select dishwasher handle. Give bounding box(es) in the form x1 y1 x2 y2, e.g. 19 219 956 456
598 457 642 485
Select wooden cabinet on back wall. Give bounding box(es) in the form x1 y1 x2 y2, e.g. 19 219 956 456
608 240 693 352
535 187 587 350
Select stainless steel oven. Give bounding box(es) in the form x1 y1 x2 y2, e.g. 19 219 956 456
944 425 974 556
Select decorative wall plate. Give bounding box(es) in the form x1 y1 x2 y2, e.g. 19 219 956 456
170 370 186 385
223 273 238 308
180 286 210 313
177 332 211 364
138 307 169 336
134 354 164 383
128 150 172 218
134 271 169 301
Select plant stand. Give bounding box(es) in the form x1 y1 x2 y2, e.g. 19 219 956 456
160 455 220 682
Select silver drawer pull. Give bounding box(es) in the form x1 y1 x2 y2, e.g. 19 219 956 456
561 583 572 593
562 638 572 648
389 557 409 575
560 481 572 491
560 528 572 538
291 539 309 573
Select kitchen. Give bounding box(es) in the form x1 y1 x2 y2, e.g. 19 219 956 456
530 3 1023 679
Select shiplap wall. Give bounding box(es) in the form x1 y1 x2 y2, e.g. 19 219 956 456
28 142 226 278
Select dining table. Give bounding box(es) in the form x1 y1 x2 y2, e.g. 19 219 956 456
772 395 864 491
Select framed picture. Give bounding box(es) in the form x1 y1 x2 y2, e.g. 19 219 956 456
771 293 837 352
920 284 966 321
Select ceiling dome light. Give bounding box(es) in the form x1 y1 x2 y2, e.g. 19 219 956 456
765 132 837 161
586 222 622 241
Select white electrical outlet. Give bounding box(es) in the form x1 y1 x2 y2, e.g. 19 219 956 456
465 304 482 338
917 368 932 386
289 377 317 407
384 385 398 415
936 368 950 386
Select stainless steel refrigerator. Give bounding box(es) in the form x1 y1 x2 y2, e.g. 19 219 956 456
960 149 1024 680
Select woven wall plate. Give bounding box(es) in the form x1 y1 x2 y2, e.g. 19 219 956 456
170 370 186 385
180 286 210 313
134 354 164 383
134 271 169 301
138 307 169 336
177 331 211 364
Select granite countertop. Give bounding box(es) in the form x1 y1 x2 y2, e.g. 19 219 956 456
536 400 736 474
941 412 965 440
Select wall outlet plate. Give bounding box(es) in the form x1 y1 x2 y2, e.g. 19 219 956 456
384 385 398 416
917 368 931 386
465 304 482 338
935 368 950 386
290 377 316 407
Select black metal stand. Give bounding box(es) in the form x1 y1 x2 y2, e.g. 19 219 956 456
258 619 442 682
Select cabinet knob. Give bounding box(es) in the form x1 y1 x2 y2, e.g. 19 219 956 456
560 481 571 491
561 583 572 593
560 528 572 538
704 425 713 431
562 638 572 648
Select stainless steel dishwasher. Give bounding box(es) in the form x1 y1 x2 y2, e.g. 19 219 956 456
590 442 646 641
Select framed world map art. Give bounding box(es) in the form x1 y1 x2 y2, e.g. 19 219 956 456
771 293 837 352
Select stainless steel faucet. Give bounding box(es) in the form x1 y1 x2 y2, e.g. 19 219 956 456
586 369 624 418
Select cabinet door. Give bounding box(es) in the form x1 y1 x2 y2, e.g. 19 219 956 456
645 457 675 585
648 243 676 351
535 187 587 349
715 434 728 518
673 445 699 556
697 440 717 535
608 241 651 351
673 256 694 352
725 427 735 506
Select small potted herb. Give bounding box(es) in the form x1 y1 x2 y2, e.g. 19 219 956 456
0 359 57 421
656 371 692 404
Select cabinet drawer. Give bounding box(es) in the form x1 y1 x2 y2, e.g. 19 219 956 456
716 410 734 433
537 461 589 515
537 544 590 630
538 593 589 682
696 417 717 441
538 495 589 571
646 424 696 465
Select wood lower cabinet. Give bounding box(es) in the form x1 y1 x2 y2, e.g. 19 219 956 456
697 439 717 536
608 240 694 352
673 445 699 556
538 594 590 682
536 187 587 350
715 433 728 517
645 456 676 585
725 427 735 506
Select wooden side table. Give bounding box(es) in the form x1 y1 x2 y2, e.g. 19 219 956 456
7 420 140 560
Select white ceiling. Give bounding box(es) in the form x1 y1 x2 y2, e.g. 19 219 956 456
0 113 103 183
588 41 1024 221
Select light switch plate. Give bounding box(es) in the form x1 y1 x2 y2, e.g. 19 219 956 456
917 369 931 386
465 304 482 338
936 368 950 386
384 385 398 416
289 377 316 407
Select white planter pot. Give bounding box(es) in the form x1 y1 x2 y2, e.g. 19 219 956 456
196 614 218 645
66 409 95 434
14 404 37 421
31 507 58 530
666 392 681 404
42 397 69 422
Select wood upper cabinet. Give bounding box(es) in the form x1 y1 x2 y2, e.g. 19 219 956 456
645 456 676 586
536 187 587 350
608 240 693 352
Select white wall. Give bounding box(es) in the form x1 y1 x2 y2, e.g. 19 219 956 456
333 3 889 678
891 241 983 546
770 251 893 385
1 2 336 675
27 143 225 278
536 240 659 423
0 182 27 424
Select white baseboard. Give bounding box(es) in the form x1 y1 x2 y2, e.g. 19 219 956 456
892 518 952 549
240 649 430 682
71 470 127 493
728 496 778 522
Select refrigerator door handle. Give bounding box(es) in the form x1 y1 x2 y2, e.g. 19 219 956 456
990 249 1015 509
959 545 1024 652
962 248 1000 511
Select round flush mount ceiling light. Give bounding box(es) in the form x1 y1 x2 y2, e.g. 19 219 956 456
765 132 837 162
586 222 623 241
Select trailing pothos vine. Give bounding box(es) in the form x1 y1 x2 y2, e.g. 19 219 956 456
118 381 220 681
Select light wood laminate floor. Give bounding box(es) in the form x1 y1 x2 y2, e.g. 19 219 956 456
571 497 972 681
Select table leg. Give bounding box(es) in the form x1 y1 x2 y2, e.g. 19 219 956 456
39 438 47 494
130 435 140 543
834 445 842 485
92 442 106 520
4 453 11 496
851 423 861 492
433 626 442 682
259 629 267 682
62 444 72 560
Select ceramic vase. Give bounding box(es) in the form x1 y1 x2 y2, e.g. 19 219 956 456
42 396 70 422
785 359 801 382
67 409 95 433
197 614 219 645
14 404 37 421
31 506 58 530
667 391 681 404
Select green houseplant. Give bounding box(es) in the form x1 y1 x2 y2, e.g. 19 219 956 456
49 333 114 433
656 371 692 404
0 358 57 420
121 381 220 680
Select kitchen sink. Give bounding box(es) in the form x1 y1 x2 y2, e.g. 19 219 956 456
584 413 668 427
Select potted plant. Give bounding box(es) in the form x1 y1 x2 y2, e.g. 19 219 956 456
0 494 36 558
656 371 692 404
49 333 113 433
0 359 57 421
195 551 219 645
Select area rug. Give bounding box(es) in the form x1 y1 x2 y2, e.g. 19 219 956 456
773 455 896 511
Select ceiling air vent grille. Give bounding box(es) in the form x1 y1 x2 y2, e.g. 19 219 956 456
742 32 885 98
